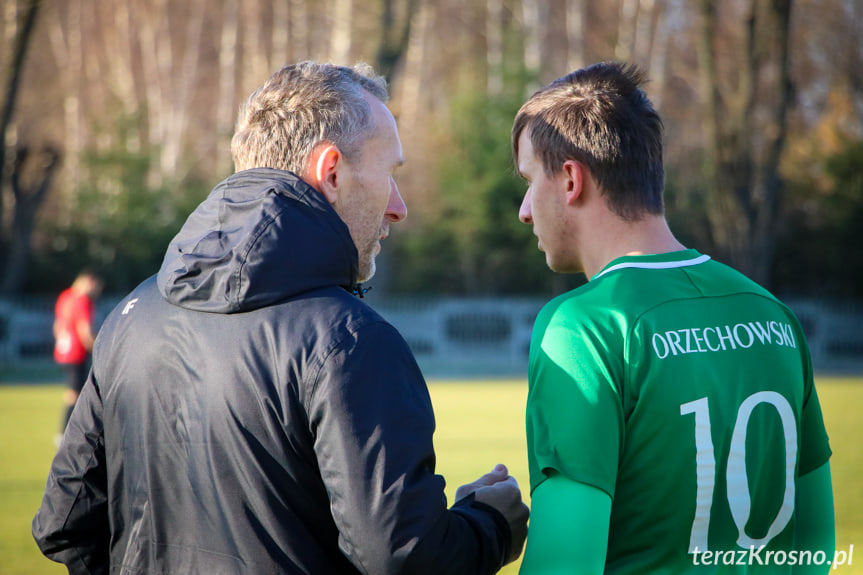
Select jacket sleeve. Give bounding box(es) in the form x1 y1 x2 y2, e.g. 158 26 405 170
32 372 110 575
306 320 510 575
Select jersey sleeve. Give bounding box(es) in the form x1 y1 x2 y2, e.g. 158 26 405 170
517 471 611 574
525 302 624 498
797 335 832 476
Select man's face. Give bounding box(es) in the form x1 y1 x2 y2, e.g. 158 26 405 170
517 130 581 273
335 95 407 283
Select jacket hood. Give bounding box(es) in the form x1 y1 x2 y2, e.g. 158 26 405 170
157 168 358 313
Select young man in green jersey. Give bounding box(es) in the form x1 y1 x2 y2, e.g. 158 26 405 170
513 62 835 574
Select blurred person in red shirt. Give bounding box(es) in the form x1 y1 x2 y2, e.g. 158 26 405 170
54 270 103 436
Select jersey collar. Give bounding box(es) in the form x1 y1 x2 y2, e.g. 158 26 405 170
591 249 711 281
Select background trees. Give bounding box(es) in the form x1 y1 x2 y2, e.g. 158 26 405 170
0 0 861 299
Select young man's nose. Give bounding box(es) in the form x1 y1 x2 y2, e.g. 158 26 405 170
518 191 533 224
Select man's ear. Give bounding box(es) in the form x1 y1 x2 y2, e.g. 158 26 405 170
562 160 586 206
304 144 343 205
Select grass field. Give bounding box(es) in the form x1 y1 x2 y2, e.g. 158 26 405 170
2 377 861 574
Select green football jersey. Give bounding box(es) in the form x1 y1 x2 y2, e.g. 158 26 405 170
526 249 832 573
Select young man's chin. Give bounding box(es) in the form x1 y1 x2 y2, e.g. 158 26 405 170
547 256 583 276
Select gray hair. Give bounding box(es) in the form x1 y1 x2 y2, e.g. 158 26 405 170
231 61 389 175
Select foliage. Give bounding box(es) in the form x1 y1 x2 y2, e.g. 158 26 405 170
26 132 207 295
390 78 582 296
663 166 716 255
4 0 862 300
772 138 863 300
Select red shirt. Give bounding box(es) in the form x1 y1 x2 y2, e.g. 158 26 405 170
54 288 94 364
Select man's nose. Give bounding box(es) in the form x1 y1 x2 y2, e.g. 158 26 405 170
386 179 408 223
518 190 532 224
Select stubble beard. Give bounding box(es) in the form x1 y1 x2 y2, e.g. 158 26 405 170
358 259 376 283
356 242 378 283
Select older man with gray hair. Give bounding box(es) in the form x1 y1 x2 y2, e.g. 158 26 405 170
33 61 529 575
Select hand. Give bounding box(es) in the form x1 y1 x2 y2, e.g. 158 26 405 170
456 464 530 566
455 463 511 502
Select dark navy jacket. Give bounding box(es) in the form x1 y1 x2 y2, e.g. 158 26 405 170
33 168 510 574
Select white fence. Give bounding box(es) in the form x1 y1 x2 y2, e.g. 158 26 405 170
1 295 862 377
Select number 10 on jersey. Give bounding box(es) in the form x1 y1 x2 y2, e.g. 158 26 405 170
680 392 798 552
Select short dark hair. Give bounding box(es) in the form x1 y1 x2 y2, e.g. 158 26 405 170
512 62 665 220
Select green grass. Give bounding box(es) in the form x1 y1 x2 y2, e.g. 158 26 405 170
0 386 67 575
817 378 863 571
2 378 860 574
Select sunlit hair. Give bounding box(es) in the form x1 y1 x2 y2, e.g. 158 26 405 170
231 61 389 175
512 61 665 220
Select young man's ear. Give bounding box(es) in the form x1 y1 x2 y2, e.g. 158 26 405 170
304 144 343 205
562 159 587 206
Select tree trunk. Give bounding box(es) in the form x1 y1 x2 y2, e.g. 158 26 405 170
331 0 353 65
615 0 639 61
289 0 310 61
647 0 670 110
0 0 42 280
487 0 504 96
1 146 61 295
376 0 419 81
0 0 41 246
100 0 139 125
633 0 656 71
271 0 289 69
46 0 85 221
521 0 542 81
162 0 206 181
399 0 429 133
695 0 794 286
750 0 792 284
566 0 586 72
217 0 239 176
242 0 269 91
137 0 169 189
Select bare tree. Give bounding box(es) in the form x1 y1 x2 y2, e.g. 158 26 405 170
838 0 863 133
614 0 666 72
2 0 858 296
242 0 270 89
137 0 170 188
45 0 85 210
2 146 61 294
331 0 354 65
696 0 793 285
647 0 671 110
566 0 586 71
615 0 639 61
486 0 504 96
376 0 419 81
289 0 310 61
162 0 206 180
216 0 240 176
271 0 290 67
398 0 429 133
1 0 54 294
1 0 41 230
521 0 543 80
99 0 139 127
